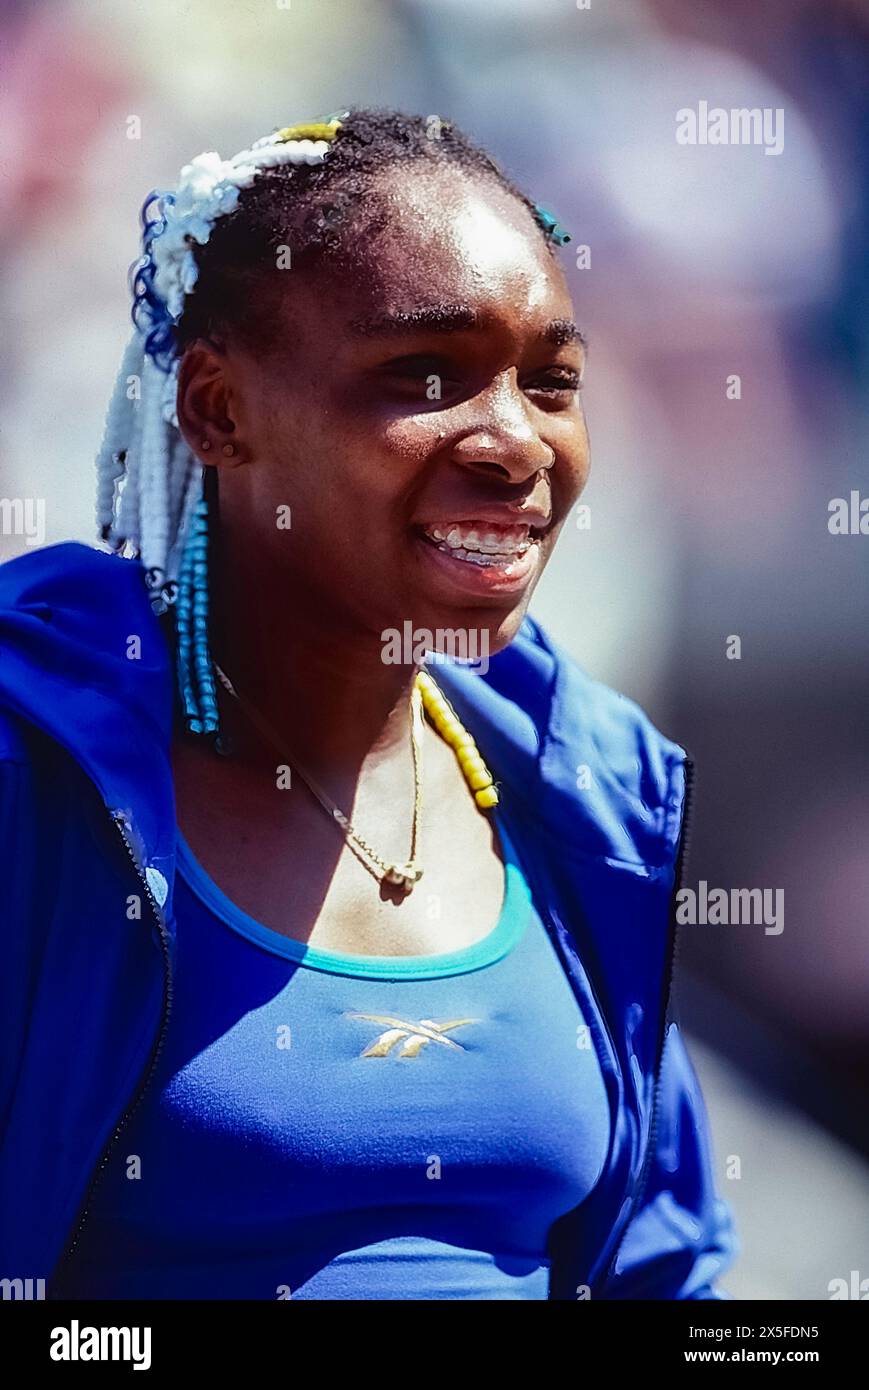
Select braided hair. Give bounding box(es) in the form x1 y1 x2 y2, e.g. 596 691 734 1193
94 107 571 735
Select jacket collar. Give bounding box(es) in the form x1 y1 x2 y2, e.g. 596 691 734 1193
0 542 684 879
433 624 684 870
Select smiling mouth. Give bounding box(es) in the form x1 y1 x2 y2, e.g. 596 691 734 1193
416 518 544 567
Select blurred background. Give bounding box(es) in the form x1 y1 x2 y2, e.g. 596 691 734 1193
1 0 867 1299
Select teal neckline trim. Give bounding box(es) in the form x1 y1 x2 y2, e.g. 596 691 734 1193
173 811 532 979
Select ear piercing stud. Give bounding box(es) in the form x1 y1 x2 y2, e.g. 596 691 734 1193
200 439 212 452
222 443 236 457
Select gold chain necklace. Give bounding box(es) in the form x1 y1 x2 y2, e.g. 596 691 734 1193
211 662 499 895
212 662 425 893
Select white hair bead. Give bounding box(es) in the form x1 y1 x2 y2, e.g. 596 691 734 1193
95 333 145 537
137 354 173 581
96 127 338 603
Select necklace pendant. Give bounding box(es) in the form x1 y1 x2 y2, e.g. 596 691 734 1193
383 861 424 892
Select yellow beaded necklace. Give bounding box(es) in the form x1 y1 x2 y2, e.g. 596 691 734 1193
211 663 499 895
414 669 499 811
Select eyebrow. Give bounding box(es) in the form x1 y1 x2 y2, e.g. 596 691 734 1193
349 305 480 336
349 303 587 348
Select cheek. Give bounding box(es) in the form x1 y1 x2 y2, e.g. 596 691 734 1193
552 449 590 512
576 450 591 492
378 416 441 470
253 382 433 533
564 418 591 491
257 426 418 548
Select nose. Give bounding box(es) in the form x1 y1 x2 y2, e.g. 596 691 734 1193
448 374 555 483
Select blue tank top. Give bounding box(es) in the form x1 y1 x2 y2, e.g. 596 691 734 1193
54 813 611 1300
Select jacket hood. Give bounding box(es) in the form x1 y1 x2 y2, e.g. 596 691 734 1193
0 541 685 877
0 542 176 869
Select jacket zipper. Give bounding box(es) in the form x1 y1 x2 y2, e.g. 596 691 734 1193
594 752 696 1294
46 812 174 1296
498 807 624 1298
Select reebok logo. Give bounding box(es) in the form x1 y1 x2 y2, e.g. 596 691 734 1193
345 1012 479 1057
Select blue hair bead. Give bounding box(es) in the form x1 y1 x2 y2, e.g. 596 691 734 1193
131 190 182 372
534 203 572 246
174 477 221 743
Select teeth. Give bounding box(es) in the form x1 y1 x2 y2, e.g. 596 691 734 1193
436 545 522 567
424 521 532 555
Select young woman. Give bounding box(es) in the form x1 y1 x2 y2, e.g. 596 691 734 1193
0 109 737 1300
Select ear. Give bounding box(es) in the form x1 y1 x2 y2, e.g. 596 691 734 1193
176 337 247 465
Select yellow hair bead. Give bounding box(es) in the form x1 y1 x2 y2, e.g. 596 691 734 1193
274 121 343 143
415 668 499 812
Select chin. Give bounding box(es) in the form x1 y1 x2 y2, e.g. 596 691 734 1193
379 597 528 677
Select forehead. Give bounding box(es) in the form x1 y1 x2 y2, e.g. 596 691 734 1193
327 165 573 328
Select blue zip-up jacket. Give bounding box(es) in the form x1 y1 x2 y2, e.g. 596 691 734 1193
0 541 738 1299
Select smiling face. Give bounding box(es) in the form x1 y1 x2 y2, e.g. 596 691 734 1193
179 163 590 659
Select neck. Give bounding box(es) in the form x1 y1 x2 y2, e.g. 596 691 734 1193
210 553 420 778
